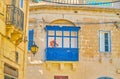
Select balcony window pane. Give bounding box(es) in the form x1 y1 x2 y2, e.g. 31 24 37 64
71 31 77 36
48 31 54 36
48 37 54 47
64 31 69 36
56 31 62 36
64 38 70 48
56 37 62 48
71 38 77 48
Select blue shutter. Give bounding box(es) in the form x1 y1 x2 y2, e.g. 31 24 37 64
28 30 34 50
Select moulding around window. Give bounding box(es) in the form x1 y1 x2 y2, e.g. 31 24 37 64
99 53 112 58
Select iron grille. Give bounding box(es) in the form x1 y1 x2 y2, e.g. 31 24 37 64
6 5 24 30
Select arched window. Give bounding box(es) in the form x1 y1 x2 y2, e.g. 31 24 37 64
98 77 113 79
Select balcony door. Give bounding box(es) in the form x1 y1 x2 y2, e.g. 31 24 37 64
54 76 68 79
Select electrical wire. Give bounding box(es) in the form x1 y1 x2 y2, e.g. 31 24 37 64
31 20 118 25
40 0 120 5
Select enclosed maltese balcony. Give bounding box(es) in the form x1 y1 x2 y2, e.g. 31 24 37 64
45 26 80 61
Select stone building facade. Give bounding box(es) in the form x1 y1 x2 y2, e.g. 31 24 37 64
0 0 29 79
27 0 120 79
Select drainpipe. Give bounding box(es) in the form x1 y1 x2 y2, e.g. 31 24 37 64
23 0 29 79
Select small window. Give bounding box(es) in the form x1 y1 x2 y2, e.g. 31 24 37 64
48 37 54 47
56 31 62 36
64 38 70 48
56 37 62 47
71 31 77 36
99 31 111 52
48 31 54 36
16 52 19 63
71 38 77 48
20 0 23 8
64 31 69 36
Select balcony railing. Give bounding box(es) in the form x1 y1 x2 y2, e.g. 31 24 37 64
6 5 24 30
32 0 120 8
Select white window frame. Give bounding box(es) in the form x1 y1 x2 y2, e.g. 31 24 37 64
99 30 111 53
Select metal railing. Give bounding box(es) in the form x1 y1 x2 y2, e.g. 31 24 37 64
34 0 116 5
31 0 120 8
6 5 24 30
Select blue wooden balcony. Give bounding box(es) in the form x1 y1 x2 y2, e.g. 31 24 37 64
45 26 80 61
46 48 79 61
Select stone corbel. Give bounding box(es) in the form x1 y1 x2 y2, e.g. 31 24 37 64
109 59 112 64
11 32 22 41
6 26 14 38
60 63 64 71
46 63 51 71
15 37 23 45
72 63 77 71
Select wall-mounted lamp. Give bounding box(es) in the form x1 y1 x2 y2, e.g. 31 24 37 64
30 41 39 56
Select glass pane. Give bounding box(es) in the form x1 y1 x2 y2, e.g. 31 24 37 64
64 31 69 36
105 46 109 52
56 31 62 36
48 37 54 47
48 31 54 36
71 38 77 48
64 38 70 48
71 31 77 36
104 33 108 38
56 37 62 48
20 0 23 8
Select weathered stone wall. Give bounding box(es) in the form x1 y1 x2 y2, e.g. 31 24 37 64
27 5 120 79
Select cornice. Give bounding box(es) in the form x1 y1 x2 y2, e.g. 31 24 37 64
29 4 120 13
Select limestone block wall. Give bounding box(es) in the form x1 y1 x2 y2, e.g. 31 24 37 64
0 0 29 79
27 5 120 79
